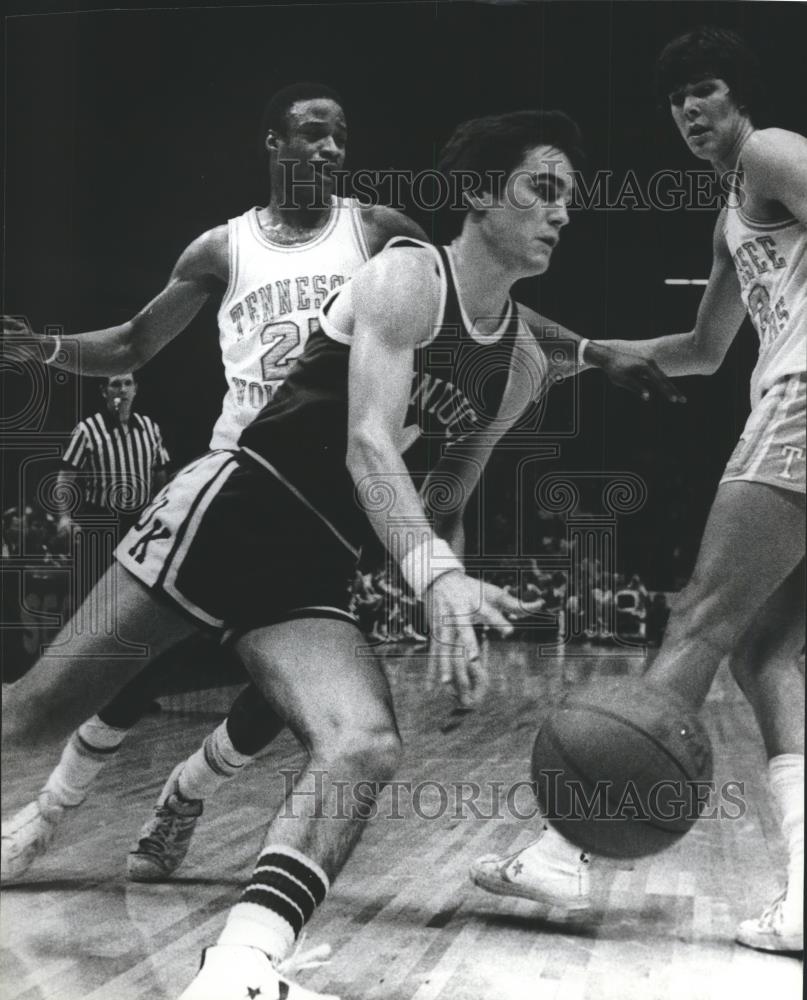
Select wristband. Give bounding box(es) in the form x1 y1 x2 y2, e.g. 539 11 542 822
577 337 590 365
43 333 62 366
400 536 463 600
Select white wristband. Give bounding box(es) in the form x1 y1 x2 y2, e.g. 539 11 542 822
43 333 62 366
577 337 590 365
400 537 463 600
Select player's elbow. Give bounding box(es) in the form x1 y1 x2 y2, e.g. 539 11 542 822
346 422 393 485
687 333 725 376
346 425 379 477
698 345 726 376
104 320 144 373
123 312 168 371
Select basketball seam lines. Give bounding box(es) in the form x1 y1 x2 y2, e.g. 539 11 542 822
560 703 707 782
540 719 695 838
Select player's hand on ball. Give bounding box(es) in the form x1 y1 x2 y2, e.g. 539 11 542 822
426 573 521 709
587 342 686 404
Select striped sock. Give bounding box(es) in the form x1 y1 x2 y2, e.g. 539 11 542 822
218 846 329 960
176 721 253 802
43 716 129 807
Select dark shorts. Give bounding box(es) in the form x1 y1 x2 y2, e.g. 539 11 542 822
115 450 359 634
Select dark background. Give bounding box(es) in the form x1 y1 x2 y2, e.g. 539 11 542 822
3 0 806 588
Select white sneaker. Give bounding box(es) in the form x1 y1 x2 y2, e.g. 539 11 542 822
736 892 803 953
128 763 202 882
470 828 591 912
1 791 66 881
177 945 339 1000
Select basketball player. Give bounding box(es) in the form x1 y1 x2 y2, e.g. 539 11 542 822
470 27 805 955
3 108 684 998
1 80 428 884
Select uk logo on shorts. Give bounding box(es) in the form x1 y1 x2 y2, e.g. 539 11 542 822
127 517 171 564
116 490 176 582
127 493 172 563
115 450 238 601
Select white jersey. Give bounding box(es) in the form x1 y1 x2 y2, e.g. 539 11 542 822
724 195 807 407
210 197 370 449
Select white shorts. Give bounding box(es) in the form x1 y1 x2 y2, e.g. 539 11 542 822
721 372 806 494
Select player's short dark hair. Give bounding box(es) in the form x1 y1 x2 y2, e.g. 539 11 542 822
654 26 764 117
260 81 344 142
437 109 585 209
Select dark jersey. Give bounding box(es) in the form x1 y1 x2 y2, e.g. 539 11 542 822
238 240 521 553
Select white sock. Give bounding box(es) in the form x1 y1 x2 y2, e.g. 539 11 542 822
42 716 129 807
218 904 297 960
176 721 253 802
769 753 804 918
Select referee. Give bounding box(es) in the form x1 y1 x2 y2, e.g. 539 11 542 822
57 372 170 537
49 371 172 722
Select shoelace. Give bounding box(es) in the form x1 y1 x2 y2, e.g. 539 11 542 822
139 807 195 850
277 933 332 977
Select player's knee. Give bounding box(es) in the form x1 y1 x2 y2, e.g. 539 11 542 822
370 727 404 782
314 723 403 782
343 727 402 783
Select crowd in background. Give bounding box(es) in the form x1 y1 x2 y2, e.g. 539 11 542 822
350 556 670 649
2 497 672 673
1 504 69 563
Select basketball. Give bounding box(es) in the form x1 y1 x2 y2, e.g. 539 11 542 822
531 678 714 858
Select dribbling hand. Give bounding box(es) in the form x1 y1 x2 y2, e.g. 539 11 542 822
425 572 524 709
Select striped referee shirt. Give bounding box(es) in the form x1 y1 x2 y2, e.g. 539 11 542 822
62 409 170 515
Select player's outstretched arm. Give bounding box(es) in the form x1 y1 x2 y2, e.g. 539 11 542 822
345 249 520 705
2 226 227 376
598 209 747 379
522 305 684 402
521 307 588 381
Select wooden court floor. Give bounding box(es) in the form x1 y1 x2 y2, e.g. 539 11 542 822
1 641 803 1000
